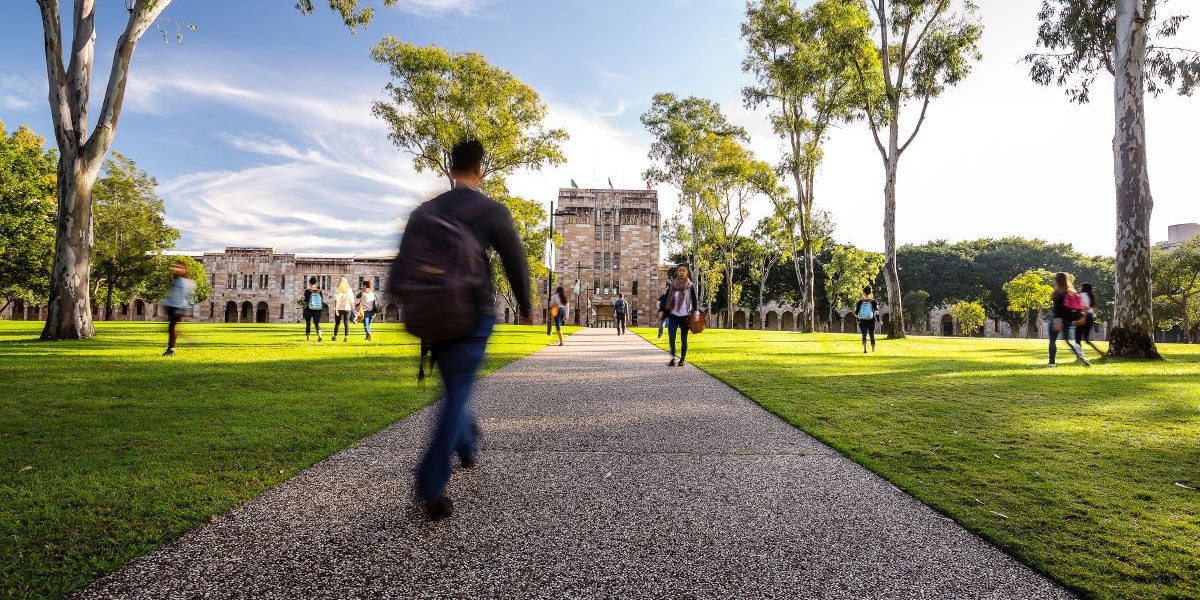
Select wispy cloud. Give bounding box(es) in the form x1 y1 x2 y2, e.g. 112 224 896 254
0 73 39 112
393 0 490 17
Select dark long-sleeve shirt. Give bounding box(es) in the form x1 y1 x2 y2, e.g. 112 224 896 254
423 187 532 316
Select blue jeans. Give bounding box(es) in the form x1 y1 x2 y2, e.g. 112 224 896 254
667 314 689 360
1048 317 1084 364
363 310 375 335
416 314 495 502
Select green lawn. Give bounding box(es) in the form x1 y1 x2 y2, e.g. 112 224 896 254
637 328 1200 600
0 321 565 600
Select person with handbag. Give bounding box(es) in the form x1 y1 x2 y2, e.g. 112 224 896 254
549 286 569 346
1047 271 1090 367
659 263 700 367
357 280 379 341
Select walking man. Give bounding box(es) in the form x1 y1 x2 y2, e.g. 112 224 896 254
613 293 628 335
394 140 531 520
161 259 195 357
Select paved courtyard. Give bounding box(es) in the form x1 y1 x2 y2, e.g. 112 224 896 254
77 328 1073 599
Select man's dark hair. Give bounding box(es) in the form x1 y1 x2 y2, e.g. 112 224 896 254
450 139 485 173
309 276 318 285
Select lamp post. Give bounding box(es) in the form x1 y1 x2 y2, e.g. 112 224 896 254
545 201 574 335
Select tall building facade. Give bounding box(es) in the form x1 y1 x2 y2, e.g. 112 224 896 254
551 188 663 326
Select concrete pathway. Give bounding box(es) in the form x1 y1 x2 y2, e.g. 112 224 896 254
78 328 1073 599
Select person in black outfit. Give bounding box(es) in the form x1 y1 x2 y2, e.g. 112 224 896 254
302 277 324 342
409 140 531 521
613 293 628 335
854 285 879 354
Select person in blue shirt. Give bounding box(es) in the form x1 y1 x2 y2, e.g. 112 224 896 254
162 260 196 357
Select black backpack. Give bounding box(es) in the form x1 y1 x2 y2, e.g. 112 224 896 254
387 197 490 343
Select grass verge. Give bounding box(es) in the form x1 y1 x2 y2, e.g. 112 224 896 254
0 321 566 599
636 328 1200 600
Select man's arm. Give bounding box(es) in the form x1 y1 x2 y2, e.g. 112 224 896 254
488 205 532 321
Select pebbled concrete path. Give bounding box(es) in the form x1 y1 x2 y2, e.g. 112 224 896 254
77 328 1073 599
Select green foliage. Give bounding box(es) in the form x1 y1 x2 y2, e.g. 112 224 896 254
0 322 557 598
295 0 400 33
370 39 568 185
140 256 212 305
0 121 57 308
826 244 885 310
901 289 931 331
950 299 986 336
91 152 179 318
1151 238 1200 336
1003 269 1054 335
638 328 1200 599
1025 0 1200 103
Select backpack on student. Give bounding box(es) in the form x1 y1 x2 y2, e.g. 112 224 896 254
857 300 875 321
614 299 627 316
387 198 490 343
1063 291 1085 323
307 290 323 311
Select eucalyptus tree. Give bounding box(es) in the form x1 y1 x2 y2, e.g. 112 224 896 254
743 0 876 333
641 94 749 307
1025 0 1199 358
1151 238 1200 343
751 214 789 329
825 244 885 323
371 39 568 187
32 0 400 340
847 0 984 338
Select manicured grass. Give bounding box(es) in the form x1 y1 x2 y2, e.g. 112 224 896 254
0 321 567 600
636 328 1200 600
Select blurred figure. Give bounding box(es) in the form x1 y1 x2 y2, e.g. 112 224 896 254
550 286 569 346
161 260 195 357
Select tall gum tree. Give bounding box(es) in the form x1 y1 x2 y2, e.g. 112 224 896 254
34 0 401 340
370 39 568 188
743 0 877 333
1025 0 1199 359
848 0 983 338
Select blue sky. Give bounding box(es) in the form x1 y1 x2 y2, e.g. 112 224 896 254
1 0 1197 257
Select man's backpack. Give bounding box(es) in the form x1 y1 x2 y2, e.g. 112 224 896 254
614 299 627 316
1063 291 1085 322
857 301 875 321
387 197 490 343
307 290 323 311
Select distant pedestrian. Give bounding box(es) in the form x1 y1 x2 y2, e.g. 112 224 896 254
1047 271 1090 367
613 293 629 335
390 139 531 521
656 293 667 339
161 260 195 357
550 286 569 346
358 280 379 341
855 285 879 354
303 276 324 342
1075 282 1105 357
660 263 699 367
333 277 354 342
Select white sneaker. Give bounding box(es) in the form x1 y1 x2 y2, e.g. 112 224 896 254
1043 363 1057 368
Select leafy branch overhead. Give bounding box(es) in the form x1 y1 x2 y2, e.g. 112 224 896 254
1025 0 1200 103
370 38 568 186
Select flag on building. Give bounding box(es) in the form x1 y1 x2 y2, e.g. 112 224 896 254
607 177 614 190
570 179 579 189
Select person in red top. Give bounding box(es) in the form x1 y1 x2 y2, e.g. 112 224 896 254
1047 272 1090 367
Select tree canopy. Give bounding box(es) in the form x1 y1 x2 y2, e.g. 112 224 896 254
370 39 568 187
0 121 57 310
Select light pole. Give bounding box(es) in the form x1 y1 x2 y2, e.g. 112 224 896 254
545 201 574 335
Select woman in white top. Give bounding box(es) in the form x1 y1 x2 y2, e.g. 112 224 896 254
333 277 355 342
358 280 379 341
658 263 700 367
1075 281 1105 357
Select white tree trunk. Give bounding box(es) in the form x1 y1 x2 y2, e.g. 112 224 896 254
41 148 96 339
882 151 906 338
1109 0 1162 358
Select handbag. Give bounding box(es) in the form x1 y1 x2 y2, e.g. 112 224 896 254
687 311 708 334
550 304 560 319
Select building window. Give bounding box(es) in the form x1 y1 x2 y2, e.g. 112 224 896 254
280 275 286 290
632 280 639 296
227 274 235 289
594 223 602 241
374 276 380 290
259 274 268 289
593 252 602 269
613 225 620 242
612 253 620 269
243 274 252 289
279 304 285 319
210 302 215 318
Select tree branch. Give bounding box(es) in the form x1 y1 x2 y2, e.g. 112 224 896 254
36 0 73 150
898 95 931 155
853 60 889 161
84 0 172 168
67 0 96 142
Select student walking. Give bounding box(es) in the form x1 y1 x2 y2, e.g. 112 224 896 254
1075 282 1106 357
549 286 568 346
161 260 195 357
656 292 667 339
613 293 629 335
855 285 879 354
1047 271 1090 367
303 277 324 342
358 280 379 341
660 264 699 367
392 139 531 521
333 277 354 342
